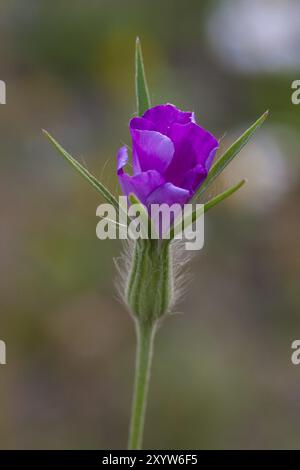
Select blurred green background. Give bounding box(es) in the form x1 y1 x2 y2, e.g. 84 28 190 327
0 0 300 449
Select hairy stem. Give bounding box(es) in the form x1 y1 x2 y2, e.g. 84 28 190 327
128 320 156 450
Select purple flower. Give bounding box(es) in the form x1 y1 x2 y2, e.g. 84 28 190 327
117 103 218 209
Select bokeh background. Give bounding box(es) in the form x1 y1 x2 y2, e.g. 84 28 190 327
0 0 300 449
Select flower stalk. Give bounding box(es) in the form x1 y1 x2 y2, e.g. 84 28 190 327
128 318 156 450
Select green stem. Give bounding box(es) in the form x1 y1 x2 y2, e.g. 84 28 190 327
128 320 156 450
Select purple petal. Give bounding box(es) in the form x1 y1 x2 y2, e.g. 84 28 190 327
130 127 174 174
130 116 157 132
117 145 164 205
117 146 129 173
165 122 219 187
142 103 194 136
181 164 207 192
130 117 161 173
146 182 190 208
205 147 218 172
146 182 191 234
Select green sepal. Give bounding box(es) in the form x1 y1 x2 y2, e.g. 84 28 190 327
166 204 204 241
128 193 157 240
192 111 268 202
43 130 120 213
164 179 246 245
135 37 151 116
204 178 246 213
